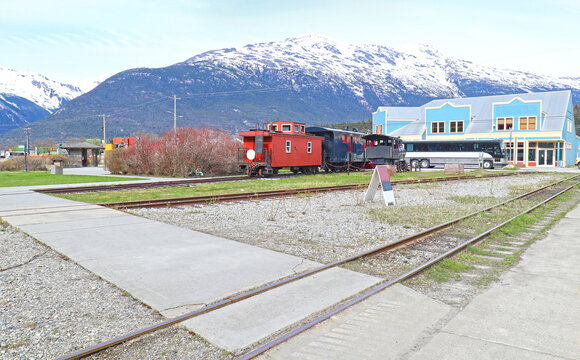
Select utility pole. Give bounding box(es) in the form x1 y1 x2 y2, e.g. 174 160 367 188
100 114 107 145
24 127 30 172
167 95 181 131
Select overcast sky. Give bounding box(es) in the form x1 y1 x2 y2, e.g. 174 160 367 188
1 0 577 86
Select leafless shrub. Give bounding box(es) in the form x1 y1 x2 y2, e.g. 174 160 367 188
116 128 239 177
0 155 72 171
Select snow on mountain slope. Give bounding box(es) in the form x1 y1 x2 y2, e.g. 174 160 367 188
184 33 579 107
0 65 83 112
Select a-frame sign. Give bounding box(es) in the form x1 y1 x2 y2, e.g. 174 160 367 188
364 165 396 206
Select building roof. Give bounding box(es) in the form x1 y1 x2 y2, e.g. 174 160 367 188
384 90 572 136
61 141 103 149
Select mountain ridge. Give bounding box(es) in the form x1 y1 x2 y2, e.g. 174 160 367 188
0 65 85 136
1 34 578 144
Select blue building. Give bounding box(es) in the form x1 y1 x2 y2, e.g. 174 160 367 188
372 90 579 167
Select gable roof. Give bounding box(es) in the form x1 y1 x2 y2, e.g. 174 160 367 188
384 90 572 136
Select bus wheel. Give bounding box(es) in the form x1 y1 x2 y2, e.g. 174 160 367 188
420 159 430 168
483 160 493 169
410 159 419 168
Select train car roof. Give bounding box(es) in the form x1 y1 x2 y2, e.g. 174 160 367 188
362 134 400 141
306 126 365 136
403 139 503 143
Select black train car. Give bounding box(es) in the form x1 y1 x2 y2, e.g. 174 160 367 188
363 134 407 171
306 127 366 172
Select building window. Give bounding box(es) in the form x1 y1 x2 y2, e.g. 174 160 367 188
517 142 524 162
505 141 515 162
528 142 537 162
282 124 292 132
431 121 445 133
519 116 537 130
375 124 383 134
450 121 464 133
497 117 513 131
286 140 291 153
307 141 312 153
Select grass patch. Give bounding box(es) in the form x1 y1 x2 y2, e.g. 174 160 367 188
0 171 144 187
426 259 472 283
53 170 509 204
467 245 501 257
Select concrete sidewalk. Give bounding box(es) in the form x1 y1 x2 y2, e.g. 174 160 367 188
260 202 580 359
0 188 381 352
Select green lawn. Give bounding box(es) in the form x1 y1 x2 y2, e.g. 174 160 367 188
0 171 146 187
54 169 515 204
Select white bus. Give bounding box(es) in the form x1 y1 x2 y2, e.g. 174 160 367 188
404 140 508 169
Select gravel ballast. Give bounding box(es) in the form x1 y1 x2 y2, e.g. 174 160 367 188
132 173 561 264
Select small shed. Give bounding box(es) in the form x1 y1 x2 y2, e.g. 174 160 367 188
61 141 103 167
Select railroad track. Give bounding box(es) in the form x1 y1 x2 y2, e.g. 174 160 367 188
37 171 524 195
56 174 579 360
34 175 251 194
100 172 525 209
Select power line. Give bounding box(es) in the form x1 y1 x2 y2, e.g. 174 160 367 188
101 86 293 119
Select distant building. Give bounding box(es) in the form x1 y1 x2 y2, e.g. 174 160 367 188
372 90 579 167
61 141 103 167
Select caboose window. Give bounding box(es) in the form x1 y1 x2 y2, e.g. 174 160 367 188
294 125 299 132
272 125 278 131
286 140 291 153
282 124 291 132
300 125 305 133
307 141 312 153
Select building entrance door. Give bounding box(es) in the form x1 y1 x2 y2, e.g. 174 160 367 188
538 149 554 166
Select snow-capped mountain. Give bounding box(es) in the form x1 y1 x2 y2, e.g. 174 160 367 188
185 33 579 107
0 65 83 112
1 34 578 143
0 65 85 135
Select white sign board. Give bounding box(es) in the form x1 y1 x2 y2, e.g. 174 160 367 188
364 165 395 206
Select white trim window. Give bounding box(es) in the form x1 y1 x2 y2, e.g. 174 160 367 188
431 121 445 133
449 121 464 133
519 116 537 130
307 141 312 153
286 140 291 153
497 117 513 131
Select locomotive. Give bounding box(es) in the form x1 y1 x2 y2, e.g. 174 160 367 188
362 134 407 172
238 121 405 176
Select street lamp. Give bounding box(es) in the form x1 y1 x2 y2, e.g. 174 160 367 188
24 127 30 172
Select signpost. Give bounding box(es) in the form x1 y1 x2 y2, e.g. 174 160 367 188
364 165 396 206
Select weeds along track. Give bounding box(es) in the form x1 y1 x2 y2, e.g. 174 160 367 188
55 174 579 360
35 171 523 196
98 171 525 209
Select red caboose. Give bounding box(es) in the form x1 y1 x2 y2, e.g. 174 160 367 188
238 121 323 176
